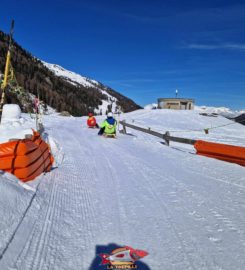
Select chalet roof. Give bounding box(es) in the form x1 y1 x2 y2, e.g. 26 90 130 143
158 98 195 102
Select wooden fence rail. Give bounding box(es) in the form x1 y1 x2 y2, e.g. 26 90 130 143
119 120 196 146
119 120 245 166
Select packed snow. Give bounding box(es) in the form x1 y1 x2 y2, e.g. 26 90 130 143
0 172 36 257
124 109 245 147
0 107 245 270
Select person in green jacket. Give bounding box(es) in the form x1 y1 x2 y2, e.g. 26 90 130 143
98 112 117 136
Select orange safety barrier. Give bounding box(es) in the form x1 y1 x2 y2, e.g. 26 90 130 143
0 131 54 182
194 140 245 166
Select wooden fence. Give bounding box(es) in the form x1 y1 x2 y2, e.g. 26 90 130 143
119 120 245 166
119 120 196 146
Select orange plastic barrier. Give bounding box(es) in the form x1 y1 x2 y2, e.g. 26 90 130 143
194 140 245 166
0 131 54 182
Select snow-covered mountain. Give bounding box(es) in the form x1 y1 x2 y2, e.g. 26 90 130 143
0 30 141 116
42 63 100 89
42 62 120 115
194 106 245 125
194 105 245 118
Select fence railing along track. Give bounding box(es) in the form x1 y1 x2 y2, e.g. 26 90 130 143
119 120 196 146
119 120 245 167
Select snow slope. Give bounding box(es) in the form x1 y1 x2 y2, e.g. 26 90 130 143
0 109 245 270
43 62 118 114
124 109 245 146
194 105 245 118
144 103 158 110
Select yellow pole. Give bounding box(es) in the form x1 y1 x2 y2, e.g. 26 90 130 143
0 20 14 122
0 51 11 119
2 51 11 89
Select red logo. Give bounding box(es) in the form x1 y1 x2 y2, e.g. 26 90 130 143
99 246 148 269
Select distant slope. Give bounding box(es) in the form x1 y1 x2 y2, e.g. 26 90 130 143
42 62 141 115
0 30 141 116
124 108 245 146
194 105 245 118
194 106 245 125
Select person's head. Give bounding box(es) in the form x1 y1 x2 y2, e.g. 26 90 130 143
88 112 93 117
107 112 113 118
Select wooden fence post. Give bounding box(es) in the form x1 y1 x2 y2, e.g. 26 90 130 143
164 131 170 146
120 120 127 134
123 125 127 134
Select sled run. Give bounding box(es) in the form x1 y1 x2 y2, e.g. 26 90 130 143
0 109 245 270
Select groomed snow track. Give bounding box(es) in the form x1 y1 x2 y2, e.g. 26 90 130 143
0 115 245 270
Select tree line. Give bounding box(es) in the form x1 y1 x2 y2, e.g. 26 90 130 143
0 31 141 116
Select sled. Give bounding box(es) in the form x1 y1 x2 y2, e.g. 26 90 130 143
103 134 117 139
88 126 97 129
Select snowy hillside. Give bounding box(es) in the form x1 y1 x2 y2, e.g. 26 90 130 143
43 63 100 89
124 109 245 146
144 103 158 110
0 109 245 270
43 62 118 114
0 31 141 116
194 105 245 118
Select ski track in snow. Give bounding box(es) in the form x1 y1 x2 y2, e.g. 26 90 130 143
0 115 245 270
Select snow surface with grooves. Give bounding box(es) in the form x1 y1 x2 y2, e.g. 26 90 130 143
42 62 118 114
0 109 245 270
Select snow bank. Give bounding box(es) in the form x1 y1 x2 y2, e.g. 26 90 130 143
0 127 33 144
0 172 35 256
45 135 64 166
0 105 34 144
1 104 21 122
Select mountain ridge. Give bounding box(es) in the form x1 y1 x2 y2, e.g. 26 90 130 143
0 30 141 116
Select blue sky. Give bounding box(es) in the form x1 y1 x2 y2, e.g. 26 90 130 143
1 0 245 109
